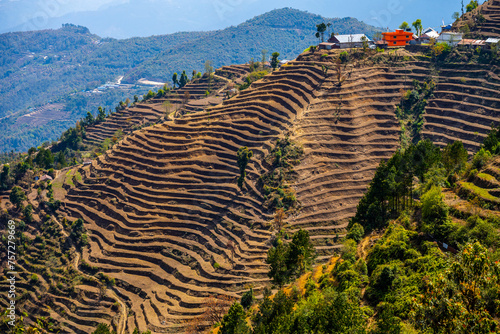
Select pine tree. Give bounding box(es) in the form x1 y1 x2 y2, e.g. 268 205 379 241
172 72 179 88
179 70 189 88
271 52 280 71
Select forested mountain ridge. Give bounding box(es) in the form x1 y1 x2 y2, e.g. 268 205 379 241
124 9 380 83
0 24 208 152
0 8 379 153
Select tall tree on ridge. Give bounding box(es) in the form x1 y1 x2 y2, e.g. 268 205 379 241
172 72 179 88
399 21 410 30
315 23 327 43
412 19 423 36
271 52 280 71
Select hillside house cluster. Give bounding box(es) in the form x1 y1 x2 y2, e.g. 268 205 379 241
376 26 498 50
319 34 374 50
316 22 499 51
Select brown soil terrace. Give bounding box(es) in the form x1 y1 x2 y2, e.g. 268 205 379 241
462 0 500 38
2 47 500 333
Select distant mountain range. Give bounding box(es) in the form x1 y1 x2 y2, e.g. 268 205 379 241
0 0 462 39
0 8 380 152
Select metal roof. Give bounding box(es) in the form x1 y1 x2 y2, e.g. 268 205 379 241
331 34 370 44
486 38 500 44
458 39 486 45
421 27 439 39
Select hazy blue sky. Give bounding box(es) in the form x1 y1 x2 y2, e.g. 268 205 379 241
0 0 482 38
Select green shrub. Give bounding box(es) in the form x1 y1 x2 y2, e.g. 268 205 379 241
432 42 452 59
240 288 254 309
482 125 500 154
92 323 113 334
237 147 253 189
472 148 492 170
30 274 39 283
259 137 303 211
347 223 365 243
339 51 349 63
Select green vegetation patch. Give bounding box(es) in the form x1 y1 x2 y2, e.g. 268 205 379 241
239 70 269 91
477 172 498 183
459 181 500 204
258 136 304 212
395 79 436 148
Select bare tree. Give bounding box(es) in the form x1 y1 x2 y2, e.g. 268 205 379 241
274 208 286 231
226 240 235 266
200 295 234 326
261 49 268 69
334 58 347 86
182 91 191 106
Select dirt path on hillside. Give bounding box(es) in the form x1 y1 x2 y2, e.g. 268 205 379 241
108 289 128 334
73 251 127 334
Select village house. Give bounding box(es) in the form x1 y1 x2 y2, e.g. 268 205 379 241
318 42 337 50
437 32 463 46
39 174 53 182
458 39 486 49
382 29 415 47
327 34 373 49
374 39 389 48
418 27 439 44
485 37 500 49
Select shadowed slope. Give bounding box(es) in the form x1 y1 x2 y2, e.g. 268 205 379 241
421 63 500 154
461 0 500 38
58 59 325 333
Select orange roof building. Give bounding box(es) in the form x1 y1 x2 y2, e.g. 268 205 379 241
382 29 414 47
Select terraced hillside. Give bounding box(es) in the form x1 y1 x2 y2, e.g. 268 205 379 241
4 48 500 333
290 53 433 260
445 155 500 223
462 0 500 38
52 52 406 332
56 57 326 333
82 65 249 147
421 62 500 154
458 156 500 210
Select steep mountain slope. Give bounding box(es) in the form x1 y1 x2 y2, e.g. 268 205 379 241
54 57 325 333
461 0 500 38
0 8 380 153
42 47 497 332
421 62 500 153
284 52 500 259
291 55 414 259
1 40 499 332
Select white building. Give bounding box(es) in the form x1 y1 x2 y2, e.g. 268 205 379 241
437 32 463 46
328 34 374 49
420 27 439 40
417 28 439 44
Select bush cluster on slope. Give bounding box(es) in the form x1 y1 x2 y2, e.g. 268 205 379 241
215 130 500 333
